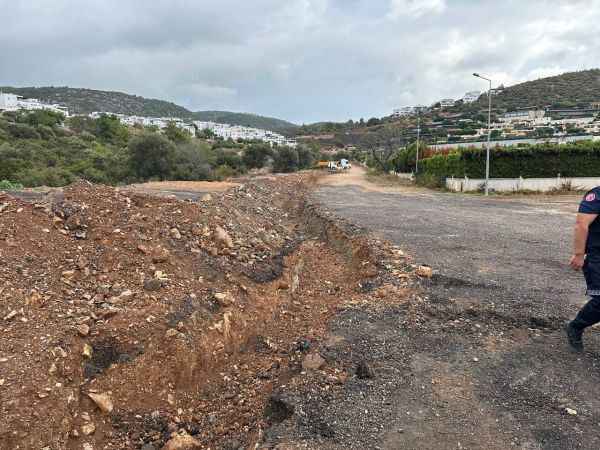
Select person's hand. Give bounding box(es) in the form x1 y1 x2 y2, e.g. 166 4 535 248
570 254 585 271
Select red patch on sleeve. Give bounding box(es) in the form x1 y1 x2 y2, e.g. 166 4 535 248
586 193 596 202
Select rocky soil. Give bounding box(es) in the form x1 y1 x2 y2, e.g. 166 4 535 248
0 176 420 449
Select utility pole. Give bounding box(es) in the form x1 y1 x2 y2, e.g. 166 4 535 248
473 73 493 196
415 113 421 174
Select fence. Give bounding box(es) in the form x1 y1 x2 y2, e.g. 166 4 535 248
446 176 600 193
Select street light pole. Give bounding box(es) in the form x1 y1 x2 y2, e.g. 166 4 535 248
415 113 421 174
473 73 492 196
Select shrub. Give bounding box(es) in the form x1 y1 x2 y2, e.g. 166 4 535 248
7 123 40 139
272 146 299 173
297 146 315 169
128 132 176 181
418 140 600 185
242 143 271 169
214 164 236 180
0 180 24 190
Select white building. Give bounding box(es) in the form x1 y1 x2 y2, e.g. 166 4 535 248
193 120 297 147
462 91 481 103
438 98 456 108
499 109 546 124
0 92 69 116
0 93 19 110
392 107 416 118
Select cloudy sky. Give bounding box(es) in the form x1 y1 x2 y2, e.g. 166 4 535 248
1 0 599 123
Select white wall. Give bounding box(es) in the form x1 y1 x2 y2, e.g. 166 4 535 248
446 176 600 193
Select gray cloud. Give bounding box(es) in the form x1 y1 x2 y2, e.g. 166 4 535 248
1 0 599 123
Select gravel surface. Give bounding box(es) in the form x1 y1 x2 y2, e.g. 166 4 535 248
261 183 600 450
313 185 585 320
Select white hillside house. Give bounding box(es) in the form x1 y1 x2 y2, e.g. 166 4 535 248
0 92 69 116
462 91 481 103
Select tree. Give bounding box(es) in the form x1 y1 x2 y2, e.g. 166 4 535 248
20 110 64 127
172 141 216 180
272 146 299 173
360 127 405 172
196 127 216 139
242 143 271 169
95 114 128 145
164 121 191 143
128 132 176 180
297 145 314 169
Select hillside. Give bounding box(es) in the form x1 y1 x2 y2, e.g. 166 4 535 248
484 69 600 110
191 110 297 133
0 86 190 118
490 69 600 110
0 86 298 133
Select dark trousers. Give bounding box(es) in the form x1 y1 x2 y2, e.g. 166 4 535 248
572 296 600 331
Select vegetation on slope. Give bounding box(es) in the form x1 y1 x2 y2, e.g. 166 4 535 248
0 110 311 188
0 86 298 133
482 69 600 110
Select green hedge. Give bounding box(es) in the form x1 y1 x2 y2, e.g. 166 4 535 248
419 140 600 183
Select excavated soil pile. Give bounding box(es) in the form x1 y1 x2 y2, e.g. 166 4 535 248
0 177 417 450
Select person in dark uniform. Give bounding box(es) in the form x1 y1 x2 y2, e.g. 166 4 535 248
566 187 600 352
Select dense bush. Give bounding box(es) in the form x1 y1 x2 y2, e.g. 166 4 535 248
128 132 176 181
242 143 271 169
418 140 600 185
272 146 300 173
0 111 316 187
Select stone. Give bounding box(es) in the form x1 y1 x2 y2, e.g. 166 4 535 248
166 329 180 338
302 353 326 371
152 247 170 263
82 343 93 358
3 310 18 321
162 431 202 450
88 392 114 414
356 360 375 379
144 278 162 292
416 265 433 278
566 408 578 416
119 289 134 300
76 324 90 337
214 292 233 306
214 226 234 249
170 228 182 240
200 193 212 202
83 443 94 450
81 423 96 435
142 444 156 450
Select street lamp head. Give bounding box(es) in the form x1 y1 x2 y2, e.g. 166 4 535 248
473 72 480 77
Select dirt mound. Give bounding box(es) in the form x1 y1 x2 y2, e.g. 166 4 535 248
0 177 417 449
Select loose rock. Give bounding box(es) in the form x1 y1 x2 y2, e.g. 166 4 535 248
302 353 326 371
162 431 202 450
88 392 114 414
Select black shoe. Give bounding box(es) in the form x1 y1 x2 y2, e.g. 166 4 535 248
565 322 584 352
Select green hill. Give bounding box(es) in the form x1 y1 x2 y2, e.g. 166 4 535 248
0 86 298 133
471 68 600 111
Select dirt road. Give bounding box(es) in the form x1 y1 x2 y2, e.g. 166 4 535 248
263 170 600 450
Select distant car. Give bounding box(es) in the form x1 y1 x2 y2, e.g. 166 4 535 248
340 159 352 170
327 161 339 172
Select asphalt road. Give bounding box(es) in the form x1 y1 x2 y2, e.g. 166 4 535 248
314 183 585 319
